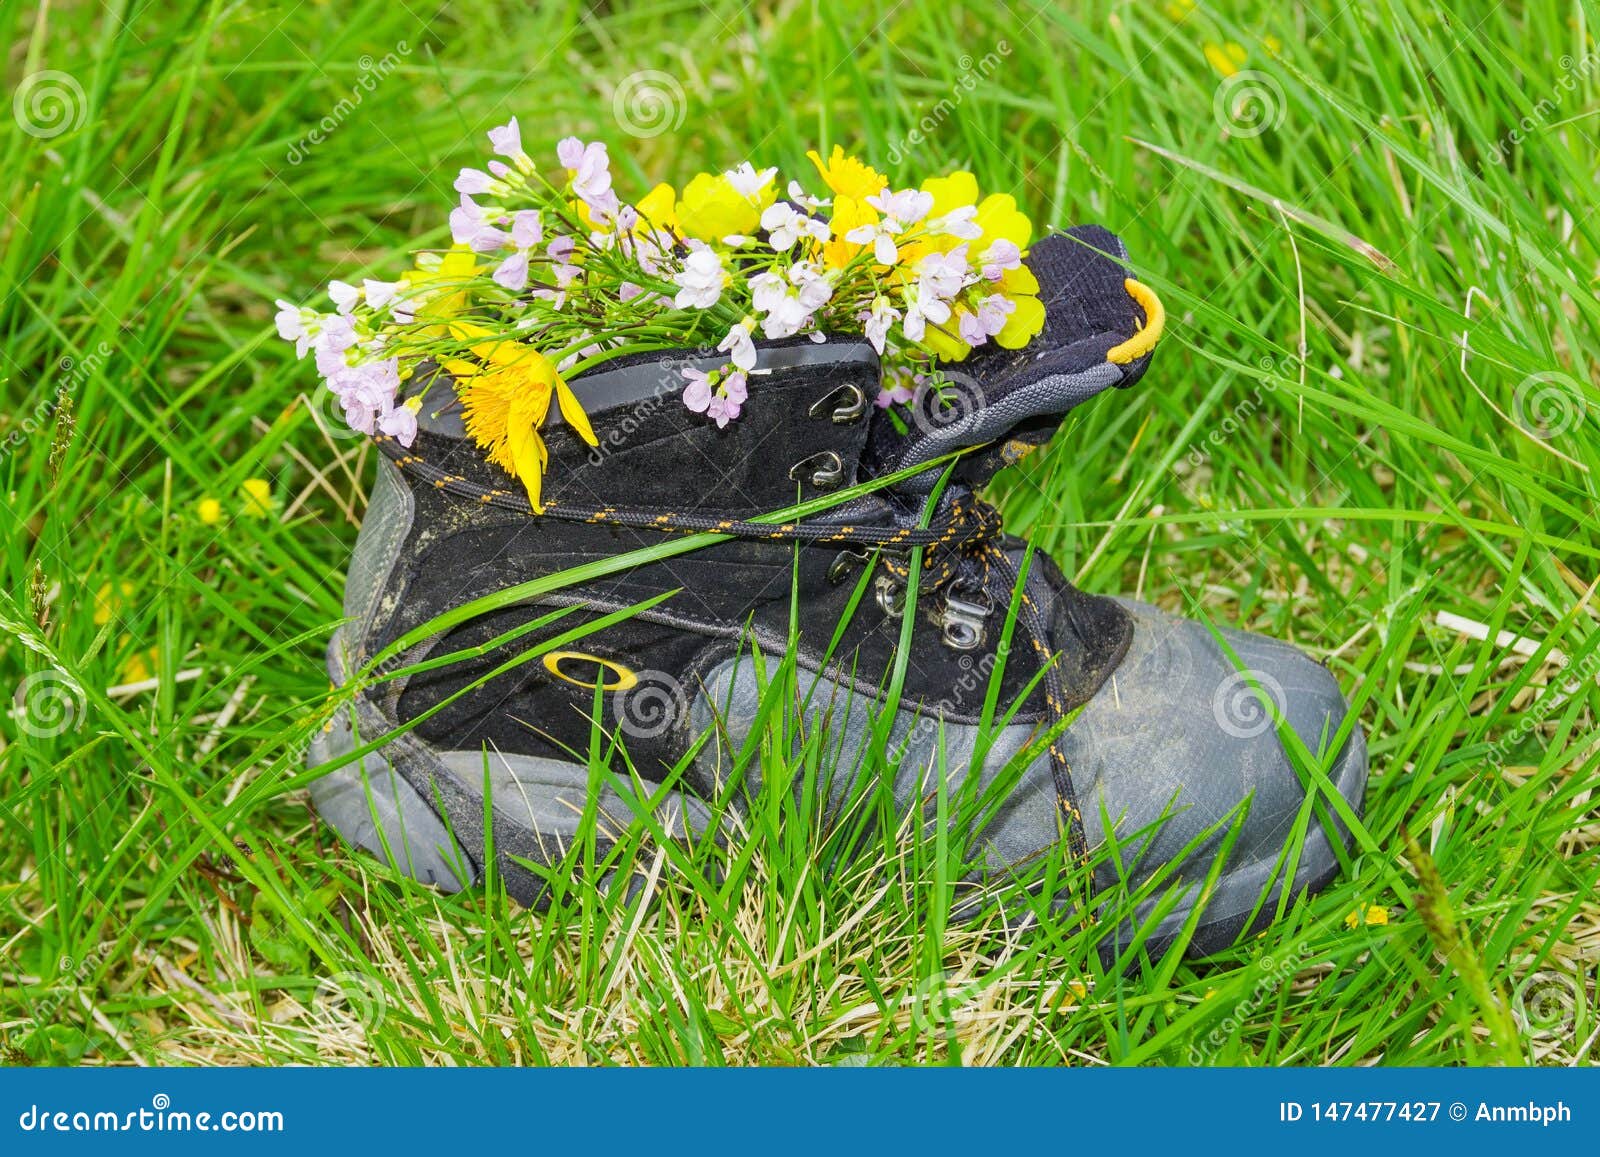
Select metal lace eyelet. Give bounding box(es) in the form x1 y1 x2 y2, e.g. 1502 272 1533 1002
788 450 845 489
939 593 991 651
827 547 870 584
808 383 868 424
875 575 906 618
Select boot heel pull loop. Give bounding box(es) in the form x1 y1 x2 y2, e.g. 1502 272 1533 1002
788 450 845 489
1107 278 1164 365
808 383 867 424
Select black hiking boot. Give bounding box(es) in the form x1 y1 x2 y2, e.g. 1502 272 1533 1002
308 228 1366 957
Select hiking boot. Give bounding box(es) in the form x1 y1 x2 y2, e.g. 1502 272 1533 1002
308 227 1366 957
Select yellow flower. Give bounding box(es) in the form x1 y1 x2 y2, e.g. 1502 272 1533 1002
807 146 887 201
94 580 135 626
196 497 223 525
924 318 971 363
404 245 481 329
676 172 771 242
996 294 1046 350
1204 41 1248 78
634 182 679 235
1345 903 1390 929
119 645 159 685
445 322 597 512
974 193 1033 253
921 171 979 218
241 478 275 519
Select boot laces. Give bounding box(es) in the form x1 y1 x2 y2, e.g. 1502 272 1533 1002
376 433 1088 858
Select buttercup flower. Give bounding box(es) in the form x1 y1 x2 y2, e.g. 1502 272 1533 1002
677 170 772 241
807 146 887 201
448 322 597 511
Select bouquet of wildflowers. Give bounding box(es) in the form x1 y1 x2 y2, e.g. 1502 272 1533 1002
275 119 1044 510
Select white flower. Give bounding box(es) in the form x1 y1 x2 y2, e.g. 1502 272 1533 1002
724 162 777 200
866 187 933 229
902 249 969 343
761 202 829 250
557 137 617 217
718 319 757 371
928 205 982 240
863 295 901 355
787 179 830 212
958 294 1015 347
274 301 314 358
751 261 833 339
313 312 358 357
363 279 414 324
916 244 970 302
327 280 361 314
672 247 726 309
846 188 935 266
450 195 509 253
454 167 510 197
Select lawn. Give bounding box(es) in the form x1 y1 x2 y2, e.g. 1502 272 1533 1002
2 0 1597 1066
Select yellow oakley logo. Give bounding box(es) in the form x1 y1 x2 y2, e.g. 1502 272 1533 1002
541 650 638 692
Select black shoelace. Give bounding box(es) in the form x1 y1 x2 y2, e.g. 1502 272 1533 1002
374 433 1088 858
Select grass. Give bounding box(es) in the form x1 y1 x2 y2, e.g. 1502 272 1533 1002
2 0 1598 1066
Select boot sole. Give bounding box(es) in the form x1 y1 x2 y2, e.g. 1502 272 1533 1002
309 630 1365 958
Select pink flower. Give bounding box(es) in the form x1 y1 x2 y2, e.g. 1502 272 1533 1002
378 403 418 446
682 367 713 413
492 211 545 291
450 195 509 252
979 239 1022 281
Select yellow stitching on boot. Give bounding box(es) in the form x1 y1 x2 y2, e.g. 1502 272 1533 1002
1107 278 1165 364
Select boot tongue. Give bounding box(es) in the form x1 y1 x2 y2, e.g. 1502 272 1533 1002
863 225 1159 493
